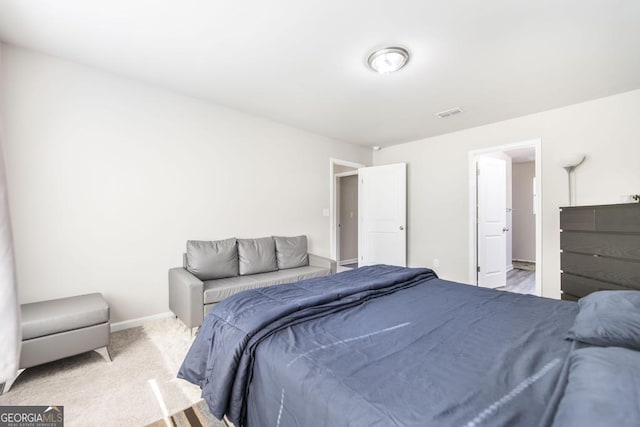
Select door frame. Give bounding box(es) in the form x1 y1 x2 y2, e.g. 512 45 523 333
468 138 542 296
330 158 366 261
335 170 359 264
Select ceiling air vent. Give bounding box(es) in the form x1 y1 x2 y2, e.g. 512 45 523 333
435 107 463 118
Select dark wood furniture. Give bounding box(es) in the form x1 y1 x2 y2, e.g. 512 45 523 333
560 203 640 301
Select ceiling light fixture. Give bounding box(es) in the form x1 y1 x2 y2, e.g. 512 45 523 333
367 46 410 74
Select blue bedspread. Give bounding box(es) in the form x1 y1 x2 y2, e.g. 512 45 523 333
179 265 578 427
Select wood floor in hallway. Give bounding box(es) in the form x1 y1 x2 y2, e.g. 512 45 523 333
497 268 536 295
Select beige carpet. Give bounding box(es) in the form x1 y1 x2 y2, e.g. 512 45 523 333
0 317 212 426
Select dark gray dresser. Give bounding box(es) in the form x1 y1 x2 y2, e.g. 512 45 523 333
560 203 640 301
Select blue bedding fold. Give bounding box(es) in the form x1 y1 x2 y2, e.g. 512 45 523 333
178 265 437 425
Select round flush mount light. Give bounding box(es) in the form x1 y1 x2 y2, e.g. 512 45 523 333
367 46 410 74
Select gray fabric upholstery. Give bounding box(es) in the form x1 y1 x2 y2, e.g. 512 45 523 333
203 266 329 304
186 238 239 280
274 235 309 270
169 267 204 329
20 322 110 369
247 266 330 288
309 253 337 274
238 237 278 275
21 293 109 340
169 237 336 329
2 294 112 394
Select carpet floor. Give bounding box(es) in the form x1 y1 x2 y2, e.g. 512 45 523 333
0 317 208 427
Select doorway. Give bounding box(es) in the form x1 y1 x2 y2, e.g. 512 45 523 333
329 158 365 267
336 172 359 269
329 159 407 270
469 139 541 296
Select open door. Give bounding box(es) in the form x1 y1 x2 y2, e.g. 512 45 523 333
477 157 507 287
359 163 406 267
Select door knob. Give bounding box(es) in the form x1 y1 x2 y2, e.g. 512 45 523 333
400 225 405 230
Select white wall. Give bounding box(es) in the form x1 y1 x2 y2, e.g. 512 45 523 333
374 89 640 299
512 161 536 262
0 45 371 322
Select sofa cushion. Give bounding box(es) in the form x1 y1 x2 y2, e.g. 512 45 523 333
186 238 238 280
238 237 278 275
274 235 309 270
247 266 329 288
203 265 330 304
21 293 109 340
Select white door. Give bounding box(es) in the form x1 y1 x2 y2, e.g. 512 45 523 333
359 163 406 267
477 157 507 288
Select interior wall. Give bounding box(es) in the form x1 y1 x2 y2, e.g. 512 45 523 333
339 174 358 262
0 44 372 322
512 161 536 262
373 89 640 299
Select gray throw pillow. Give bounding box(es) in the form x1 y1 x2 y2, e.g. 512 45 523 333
237 237 278 275
567 290 640 350
274 235 309 270
186 238 238 280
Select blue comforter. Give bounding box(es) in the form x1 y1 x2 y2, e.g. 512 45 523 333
179 265 578 427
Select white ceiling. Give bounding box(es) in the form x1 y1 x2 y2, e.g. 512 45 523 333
0 1 639 147
505 147 535 164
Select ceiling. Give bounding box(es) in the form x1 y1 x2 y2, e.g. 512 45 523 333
0 1 639 147
505 147 535 164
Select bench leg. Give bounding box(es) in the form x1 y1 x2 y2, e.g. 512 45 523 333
95 346 112 363
0 368 25 395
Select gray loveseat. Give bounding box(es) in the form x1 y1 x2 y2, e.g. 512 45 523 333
169 235 336 329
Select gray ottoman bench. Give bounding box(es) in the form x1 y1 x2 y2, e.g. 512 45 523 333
0 293 111 395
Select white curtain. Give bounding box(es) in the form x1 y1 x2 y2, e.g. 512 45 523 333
0 124 19 383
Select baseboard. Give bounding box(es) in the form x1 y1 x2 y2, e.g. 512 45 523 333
506 264 514 272
513 259 536 264
110 311 175 333
339 258 358 266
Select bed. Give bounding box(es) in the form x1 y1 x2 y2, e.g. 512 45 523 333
178 265 640 427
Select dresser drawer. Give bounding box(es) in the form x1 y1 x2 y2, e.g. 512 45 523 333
560 208 595 231
561 273 638 298
561 252 640 288
594 204 640 233
561 231 640 261
560 203 640 298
